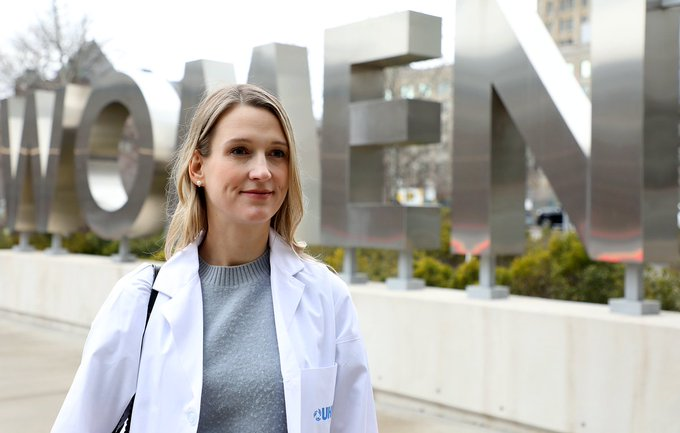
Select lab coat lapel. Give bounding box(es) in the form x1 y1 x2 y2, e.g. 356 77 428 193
269 229 305 433
269 229 305 330
155 239 204 403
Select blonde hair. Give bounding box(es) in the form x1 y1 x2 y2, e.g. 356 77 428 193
164 84 305 259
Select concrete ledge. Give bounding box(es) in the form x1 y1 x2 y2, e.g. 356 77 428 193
3 250 680 433
350 283 680 433
0 249 151 327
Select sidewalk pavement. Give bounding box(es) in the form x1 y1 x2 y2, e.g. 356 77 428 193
0 311 502 433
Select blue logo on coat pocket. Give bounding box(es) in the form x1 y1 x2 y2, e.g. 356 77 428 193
313 406 333 422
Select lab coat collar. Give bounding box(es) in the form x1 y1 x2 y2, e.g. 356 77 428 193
153 228 306 310
151 231 206 299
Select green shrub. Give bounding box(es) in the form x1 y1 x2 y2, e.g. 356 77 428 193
357 248 398 281
306 246 343 272
645 266 680 311
414 256 454 288
452 257 479 289
507 231 625 303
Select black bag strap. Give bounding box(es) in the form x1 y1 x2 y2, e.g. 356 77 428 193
112 264 160 433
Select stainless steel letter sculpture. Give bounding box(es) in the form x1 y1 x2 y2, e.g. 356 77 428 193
591 0 678 314
248 43 321 244
38 85 92 253
177 59 236 148
454 0 679 312
0 95 32 250
0 89 85 253
322 11 442 289
73 69 179 259
453 0 590 298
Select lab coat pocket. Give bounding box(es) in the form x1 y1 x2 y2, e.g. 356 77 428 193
300 363 338 433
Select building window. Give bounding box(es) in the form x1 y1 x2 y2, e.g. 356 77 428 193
566 62 575 76
400 85 415 99
385 89 393 101
582 0 588 5
580 18 591 43
418 83 432 98
546 1 553 14
559 18 573 33
560 0 574 10
580 60 591 79
437 82 451 96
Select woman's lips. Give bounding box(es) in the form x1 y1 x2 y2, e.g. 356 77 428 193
241 190 273 198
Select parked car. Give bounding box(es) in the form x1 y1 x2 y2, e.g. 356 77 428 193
535 206 563 228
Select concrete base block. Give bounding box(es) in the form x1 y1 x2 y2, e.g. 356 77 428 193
466 285 510 299
340 272 368 284
385 278 425 291
111 253 137 263
609 298 661 316
12 244 36 252
44 247 68 255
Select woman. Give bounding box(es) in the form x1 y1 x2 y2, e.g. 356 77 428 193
51 84 379 433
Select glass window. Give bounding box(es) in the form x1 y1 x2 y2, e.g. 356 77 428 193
580 60 591 79
385 89 393 101
559 18 573 33
560 0 574 10
400 85 415 99
566 62 575 76
580 19 591 43
418 83 432 98
546 1 553 14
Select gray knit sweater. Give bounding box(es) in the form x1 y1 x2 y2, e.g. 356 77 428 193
196 249 287 433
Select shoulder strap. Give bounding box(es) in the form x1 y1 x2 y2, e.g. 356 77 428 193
113 264 161 433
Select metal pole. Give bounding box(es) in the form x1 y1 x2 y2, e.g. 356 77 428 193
341 248 367 284
112 236 135 263
45 234 68 255
466 252 509 299
12 232 35 252
609 263 660 315
386 249 425 290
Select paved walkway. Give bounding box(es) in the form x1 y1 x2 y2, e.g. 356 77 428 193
0 312 514 433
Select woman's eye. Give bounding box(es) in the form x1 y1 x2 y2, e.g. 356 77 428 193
271 149 287 158
230 147 248 155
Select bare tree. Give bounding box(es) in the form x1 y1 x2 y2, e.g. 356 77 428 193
0 0 103 97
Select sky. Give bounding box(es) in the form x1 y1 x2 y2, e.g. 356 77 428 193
0 0 462 118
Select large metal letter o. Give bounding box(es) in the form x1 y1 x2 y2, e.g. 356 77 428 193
74 70 179 240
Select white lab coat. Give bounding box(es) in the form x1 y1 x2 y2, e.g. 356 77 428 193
51 229 379 433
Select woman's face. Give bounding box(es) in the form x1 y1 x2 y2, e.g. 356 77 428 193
191 104 289 231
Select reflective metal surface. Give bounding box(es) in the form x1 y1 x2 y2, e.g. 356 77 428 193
322 11 442 249
38 85 91 235
590 1 679 263
0 96 29 232
74 69 179 239
248 43 321 245
452 0 590 255
18 90 56 235
177 60 236 148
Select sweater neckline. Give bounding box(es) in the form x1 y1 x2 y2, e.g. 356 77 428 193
198 249 270 287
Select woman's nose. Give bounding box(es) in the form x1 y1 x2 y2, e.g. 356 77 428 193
249 153 272 180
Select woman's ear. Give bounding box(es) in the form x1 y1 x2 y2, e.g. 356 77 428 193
189 150 204 184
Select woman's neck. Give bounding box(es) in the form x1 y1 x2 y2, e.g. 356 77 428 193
199 224 270 266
